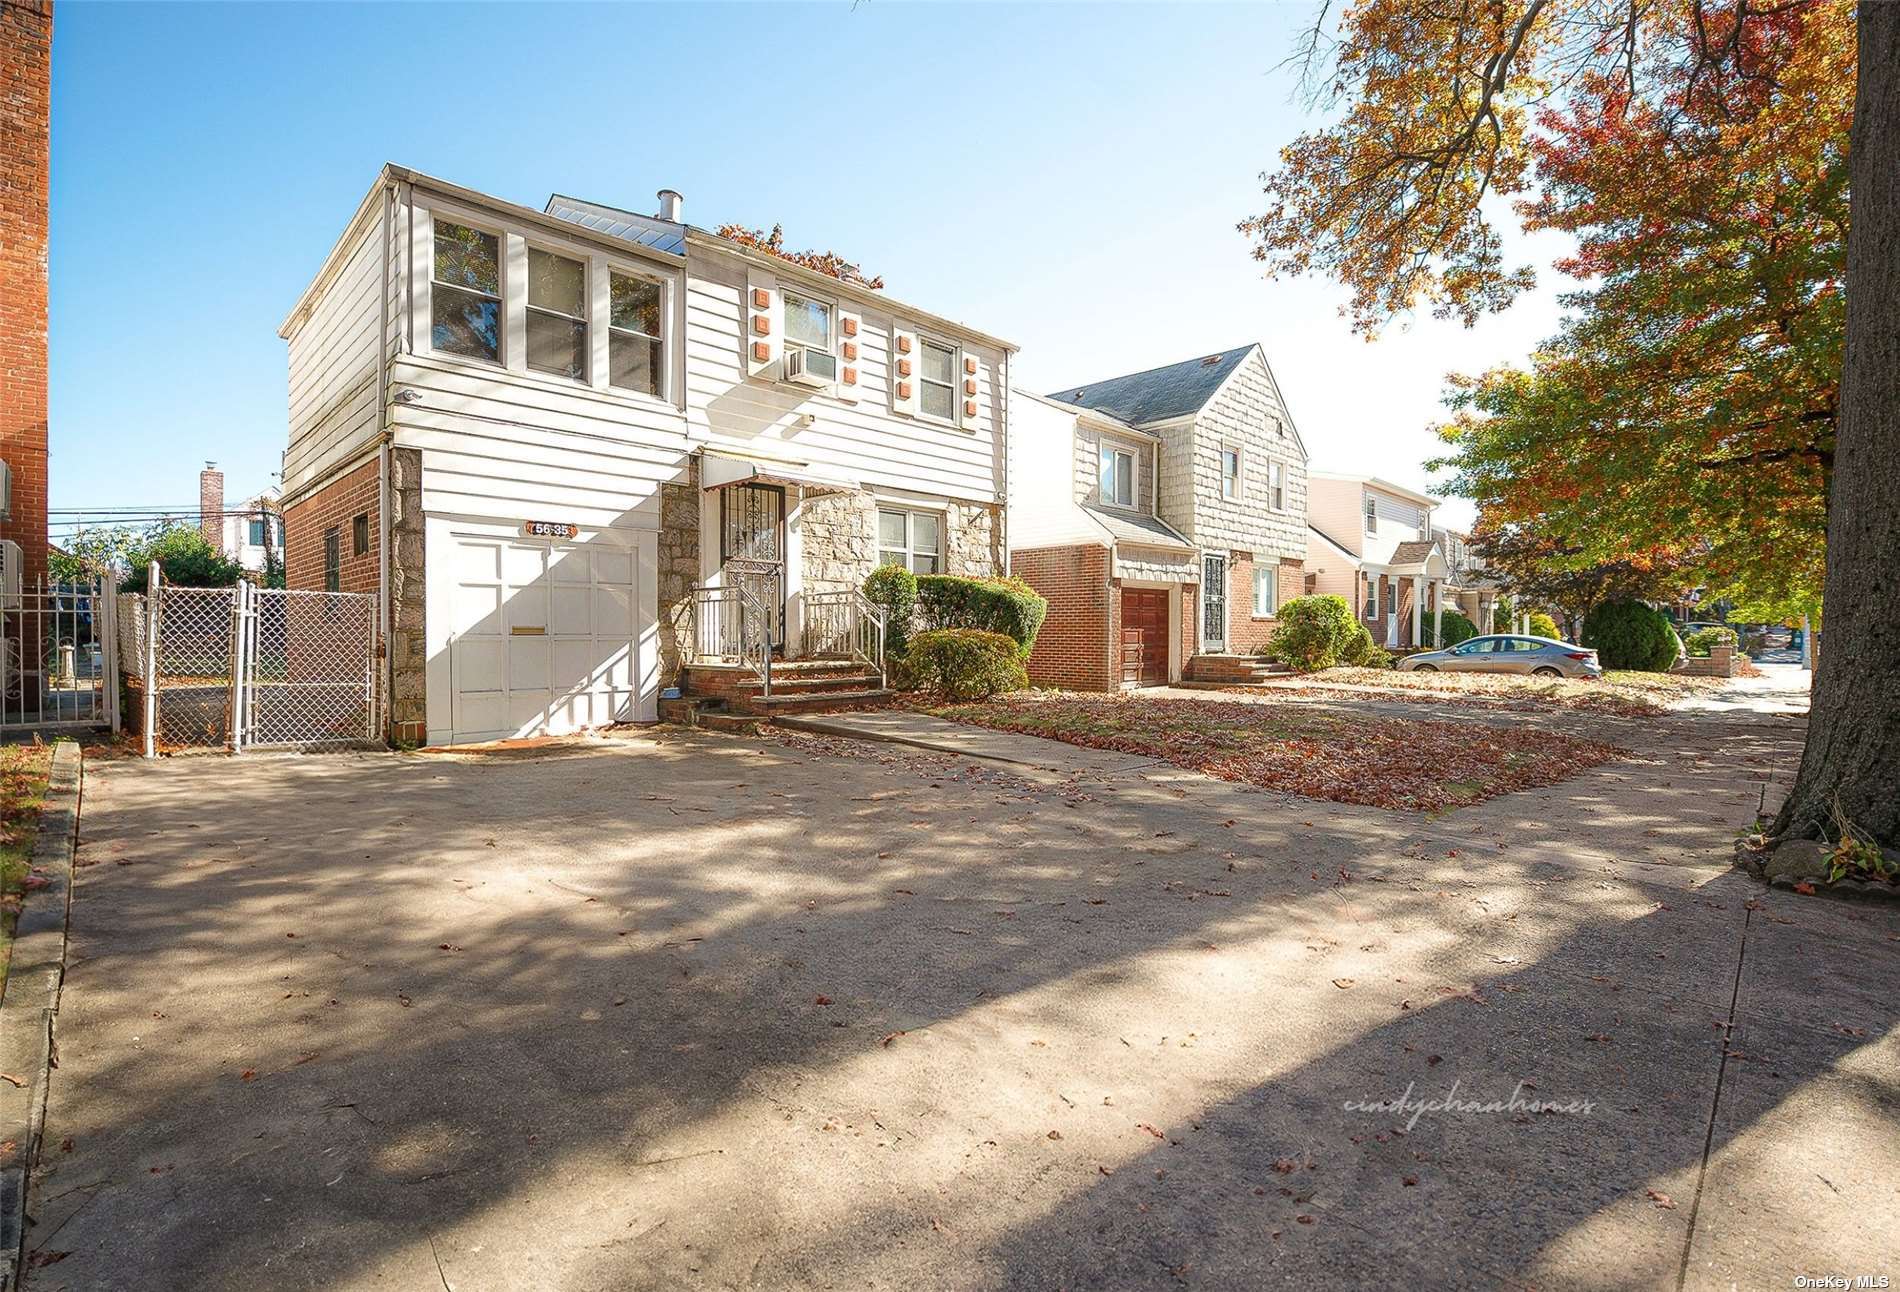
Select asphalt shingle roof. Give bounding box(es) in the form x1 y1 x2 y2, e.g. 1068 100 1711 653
1046 345 1258 426
1389 540 1439 568
1081 505 1193 550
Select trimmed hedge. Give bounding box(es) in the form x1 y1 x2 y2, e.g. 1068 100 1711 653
863 563 919 656
905 629 1028 700
1266 595 1359 672
1582 600 1679 671
1683 626 1737 657
1427 609 1479 648
916 574 1047 658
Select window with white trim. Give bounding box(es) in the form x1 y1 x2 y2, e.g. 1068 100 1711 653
609 270 665 396
1098 442 1136 509
1253 565 1278 617
1268 459 1287 511
1220 446 1242 500
527 246 588 381
1364 492 1378 534
1363 578 1378 621
431 220 502 363
919 338 957 423
783 290 832 368
877 507 942 575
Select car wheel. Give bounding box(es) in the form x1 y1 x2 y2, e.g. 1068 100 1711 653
1532 666 1561 677
1414 663 1438 672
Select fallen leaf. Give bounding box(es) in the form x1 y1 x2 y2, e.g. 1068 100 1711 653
1332 978 1355 990
1647 1189 1677 1210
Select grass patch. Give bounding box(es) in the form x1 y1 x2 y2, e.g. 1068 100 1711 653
0 742 53 984
926 692 1624 812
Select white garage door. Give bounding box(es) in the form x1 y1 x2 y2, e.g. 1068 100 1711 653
448 534 637 742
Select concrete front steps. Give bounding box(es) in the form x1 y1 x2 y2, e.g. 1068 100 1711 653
674 659 896 722
1178 653 1292 686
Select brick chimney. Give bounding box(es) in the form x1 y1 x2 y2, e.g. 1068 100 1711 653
199 462 224 550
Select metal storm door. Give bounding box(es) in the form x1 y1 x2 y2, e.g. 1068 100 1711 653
1201 553 1227 653
720 483 786 649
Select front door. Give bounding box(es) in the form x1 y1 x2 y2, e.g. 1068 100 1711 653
719 483 786 649
1201 553 1228 653
1121 589 1169 687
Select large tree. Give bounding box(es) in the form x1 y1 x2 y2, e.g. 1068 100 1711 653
1245 0 1896 854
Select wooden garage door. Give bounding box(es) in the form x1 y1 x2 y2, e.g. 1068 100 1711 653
448 535 637 742
1121 589 1169 687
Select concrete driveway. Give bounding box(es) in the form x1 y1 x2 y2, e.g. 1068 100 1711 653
24 712 1899 1290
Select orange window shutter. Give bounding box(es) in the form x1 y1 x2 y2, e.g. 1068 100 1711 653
842 316 858 337
897 334 912 354
898 381 912 399
898 358 912 377
963 378 976 396
752 287 770 310
843 367 858 385
752 341 770 362
963 356 976 375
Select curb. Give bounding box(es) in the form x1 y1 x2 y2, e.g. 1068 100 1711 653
0 742 82 1292
772 714 1069 771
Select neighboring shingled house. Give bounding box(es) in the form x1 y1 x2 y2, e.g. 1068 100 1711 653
1009 343 1309 690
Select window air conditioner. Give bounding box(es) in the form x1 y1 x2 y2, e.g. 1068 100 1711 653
0 540 20 603
782 347 837 388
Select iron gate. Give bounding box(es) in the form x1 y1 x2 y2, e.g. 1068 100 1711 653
0 575 118 733
121 577 378 754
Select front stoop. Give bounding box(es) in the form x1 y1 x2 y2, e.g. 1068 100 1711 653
1182 653 1290 685
677 660 897 718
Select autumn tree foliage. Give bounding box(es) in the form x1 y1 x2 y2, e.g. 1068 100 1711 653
714 223 885 290
1246 0 1900 855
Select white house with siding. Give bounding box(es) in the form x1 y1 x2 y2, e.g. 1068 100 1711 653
1303 471 1453 649
278 164 1013 745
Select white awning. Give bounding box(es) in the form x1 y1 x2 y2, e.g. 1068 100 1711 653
699 451 859 494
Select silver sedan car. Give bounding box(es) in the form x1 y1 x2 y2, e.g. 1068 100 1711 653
1397 634 1603 678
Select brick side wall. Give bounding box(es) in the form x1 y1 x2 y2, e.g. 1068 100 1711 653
284 457 380 597
0 1 52 587
1015 544 1113 691
1226 552 1306 654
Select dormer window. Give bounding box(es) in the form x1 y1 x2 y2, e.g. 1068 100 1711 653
1099 443 1136 508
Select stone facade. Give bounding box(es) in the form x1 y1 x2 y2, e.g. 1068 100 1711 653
657 457 702 688
387 447 425 743
798 487 875 589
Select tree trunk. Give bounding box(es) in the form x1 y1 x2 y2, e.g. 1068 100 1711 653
1770 5 1900 848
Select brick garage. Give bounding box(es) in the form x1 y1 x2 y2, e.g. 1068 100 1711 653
1015 544 1114 691
1 0 51 586
284 457 380 596
1226 551 1306 654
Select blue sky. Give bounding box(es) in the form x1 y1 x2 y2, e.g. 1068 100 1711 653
50 1 1573 536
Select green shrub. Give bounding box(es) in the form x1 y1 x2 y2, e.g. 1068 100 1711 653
1342 621 1391 668
915 574 1047 657
1493 603 1513 632
118 524 244 593
1427 609 1478 648
905 628 1028 700
1526 611 1561 640
862 563 918 656
1581 600 1679 671
1683 626 1737 657
1266 595 1359 672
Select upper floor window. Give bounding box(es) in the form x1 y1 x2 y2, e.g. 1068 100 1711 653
527 247 588 381
920 338 957 423
247 517 270 547
1221 446 1242 500
1099 443 1136 508
432 221 502 363
1364 493 1378 534
323 527 341 593
1268 460 1287 511
877 507 942 574
610 272 665 397
784 291 832 366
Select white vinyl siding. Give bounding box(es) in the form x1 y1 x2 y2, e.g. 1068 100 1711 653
283 201 394 494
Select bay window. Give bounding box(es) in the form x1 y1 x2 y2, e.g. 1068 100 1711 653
920 338 956 422
431 221 502 363
877 507 942 575
526 247 588 380
609 271 665 396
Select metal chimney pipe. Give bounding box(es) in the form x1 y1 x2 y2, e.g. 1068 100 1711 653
657 189 683 222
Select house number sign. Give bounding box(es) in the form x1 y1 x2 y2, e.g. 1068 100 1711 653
523 520 579 539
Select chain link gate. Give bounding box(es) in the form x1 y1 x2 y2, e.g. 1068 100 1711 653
121 575 379 754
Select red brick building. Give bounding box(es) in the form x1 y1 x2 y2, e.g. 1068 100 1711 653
0 0 51 586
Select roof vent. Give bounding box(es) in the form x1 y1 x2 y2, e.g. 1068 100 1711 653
657 189 683 222
1201 353 1223 367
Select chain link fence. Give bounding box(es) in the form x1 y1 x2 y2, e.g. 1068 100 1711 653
120 583 378 753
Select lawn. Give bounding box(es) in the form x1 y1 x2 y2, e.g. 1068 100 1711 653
1258 666 1734 716
926 692 1625 811
0 742 53 982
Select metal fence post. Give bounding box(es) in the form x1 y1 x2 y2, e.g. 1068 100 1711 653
229 581 248 755
101 577 121 733
142 562 161 759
